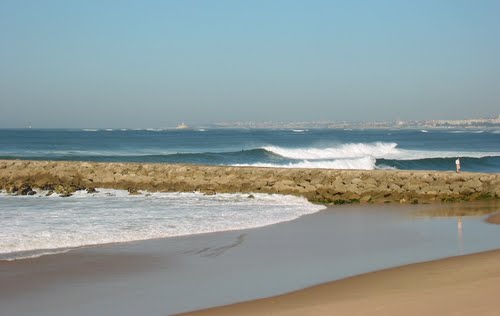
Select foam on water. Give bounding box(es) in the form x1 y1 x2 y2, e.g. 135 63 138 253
1 129 499 172
0 190 325 261
393 149 500 160
262 142 399 160
235 157 377 170
262 143 500 161
448 130 485 134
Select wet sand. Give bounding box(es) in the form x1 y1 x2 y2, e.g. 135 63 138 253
181 249 500 316
1 202 500 316
486 212 500 224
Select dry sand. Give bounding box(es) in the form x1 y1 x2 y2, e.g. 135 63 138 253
180 249 500 316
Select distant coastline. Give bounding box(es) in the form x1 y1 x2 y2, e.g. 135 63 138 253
210 115 500 130
4 114 499 131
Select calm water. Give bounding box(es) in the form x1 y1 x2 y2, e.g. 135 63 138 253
1 128 499 172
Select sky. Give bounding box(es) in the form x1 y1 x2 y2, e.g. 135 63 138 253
1 0 499 128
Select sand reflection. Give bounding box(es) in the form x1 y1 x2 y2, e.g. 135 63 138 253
412 200 500 218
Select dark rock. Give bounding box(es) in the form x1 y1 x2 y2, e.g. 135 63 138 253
54 184 76 196
6 185 19 194
41 184 55 191
17 183 36 196
128 187 140 195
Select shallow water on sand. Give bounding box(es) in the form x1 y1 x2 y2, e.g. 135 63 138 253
1 202 500 316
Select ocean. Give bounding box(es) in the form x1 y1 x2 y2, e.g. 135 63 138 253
1 128 499 172
1 127 499 261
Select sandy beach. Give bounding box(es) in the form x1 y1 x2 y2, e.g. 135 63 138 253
181 249 500 316
1 202 500 316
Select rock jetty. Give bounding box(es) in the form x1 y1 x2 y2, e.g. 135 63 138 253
0 160 499 204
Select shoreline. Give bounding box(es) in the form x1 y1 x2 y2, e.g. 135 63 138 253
179 249 500 316
2 203 500 315
1 159 499 204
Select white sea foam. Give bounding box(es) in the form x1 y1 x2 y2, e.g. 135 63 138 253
262 142 399 160
398 151 499 159
235 157 377 170
448 130 484 134
0 190 325 261
262 143 500 161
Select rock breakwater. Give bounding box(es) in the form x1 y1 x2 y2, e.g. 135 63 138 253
0 160 499 204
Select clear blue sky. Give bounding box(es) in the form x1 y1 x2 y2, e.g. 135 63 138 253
1 0 499 128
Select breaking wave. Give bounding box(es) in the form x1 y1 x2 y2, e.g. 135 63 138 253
1 141 498 172
235 157 377 170
0 190 325 261
262 143 500 161
261 142 399 160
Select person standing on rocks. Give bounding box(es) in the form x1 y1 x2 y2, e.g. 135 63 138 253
455 158 461 173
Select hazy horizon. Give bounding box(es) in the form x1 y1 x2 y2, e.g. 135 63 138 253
1 0 499 128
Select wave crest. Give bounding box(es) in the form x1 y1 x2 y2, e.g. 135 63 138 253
262 143 500 161
235 157 377 170
262 142 399 160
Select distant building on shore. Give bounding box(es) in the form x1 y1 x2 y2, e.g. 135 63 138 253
209 115 500 130
176 122 189 129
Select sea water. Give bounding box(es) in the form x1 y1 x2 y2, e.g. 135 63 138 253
1 128 499 261
0 128 499 172
0 190 325 260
